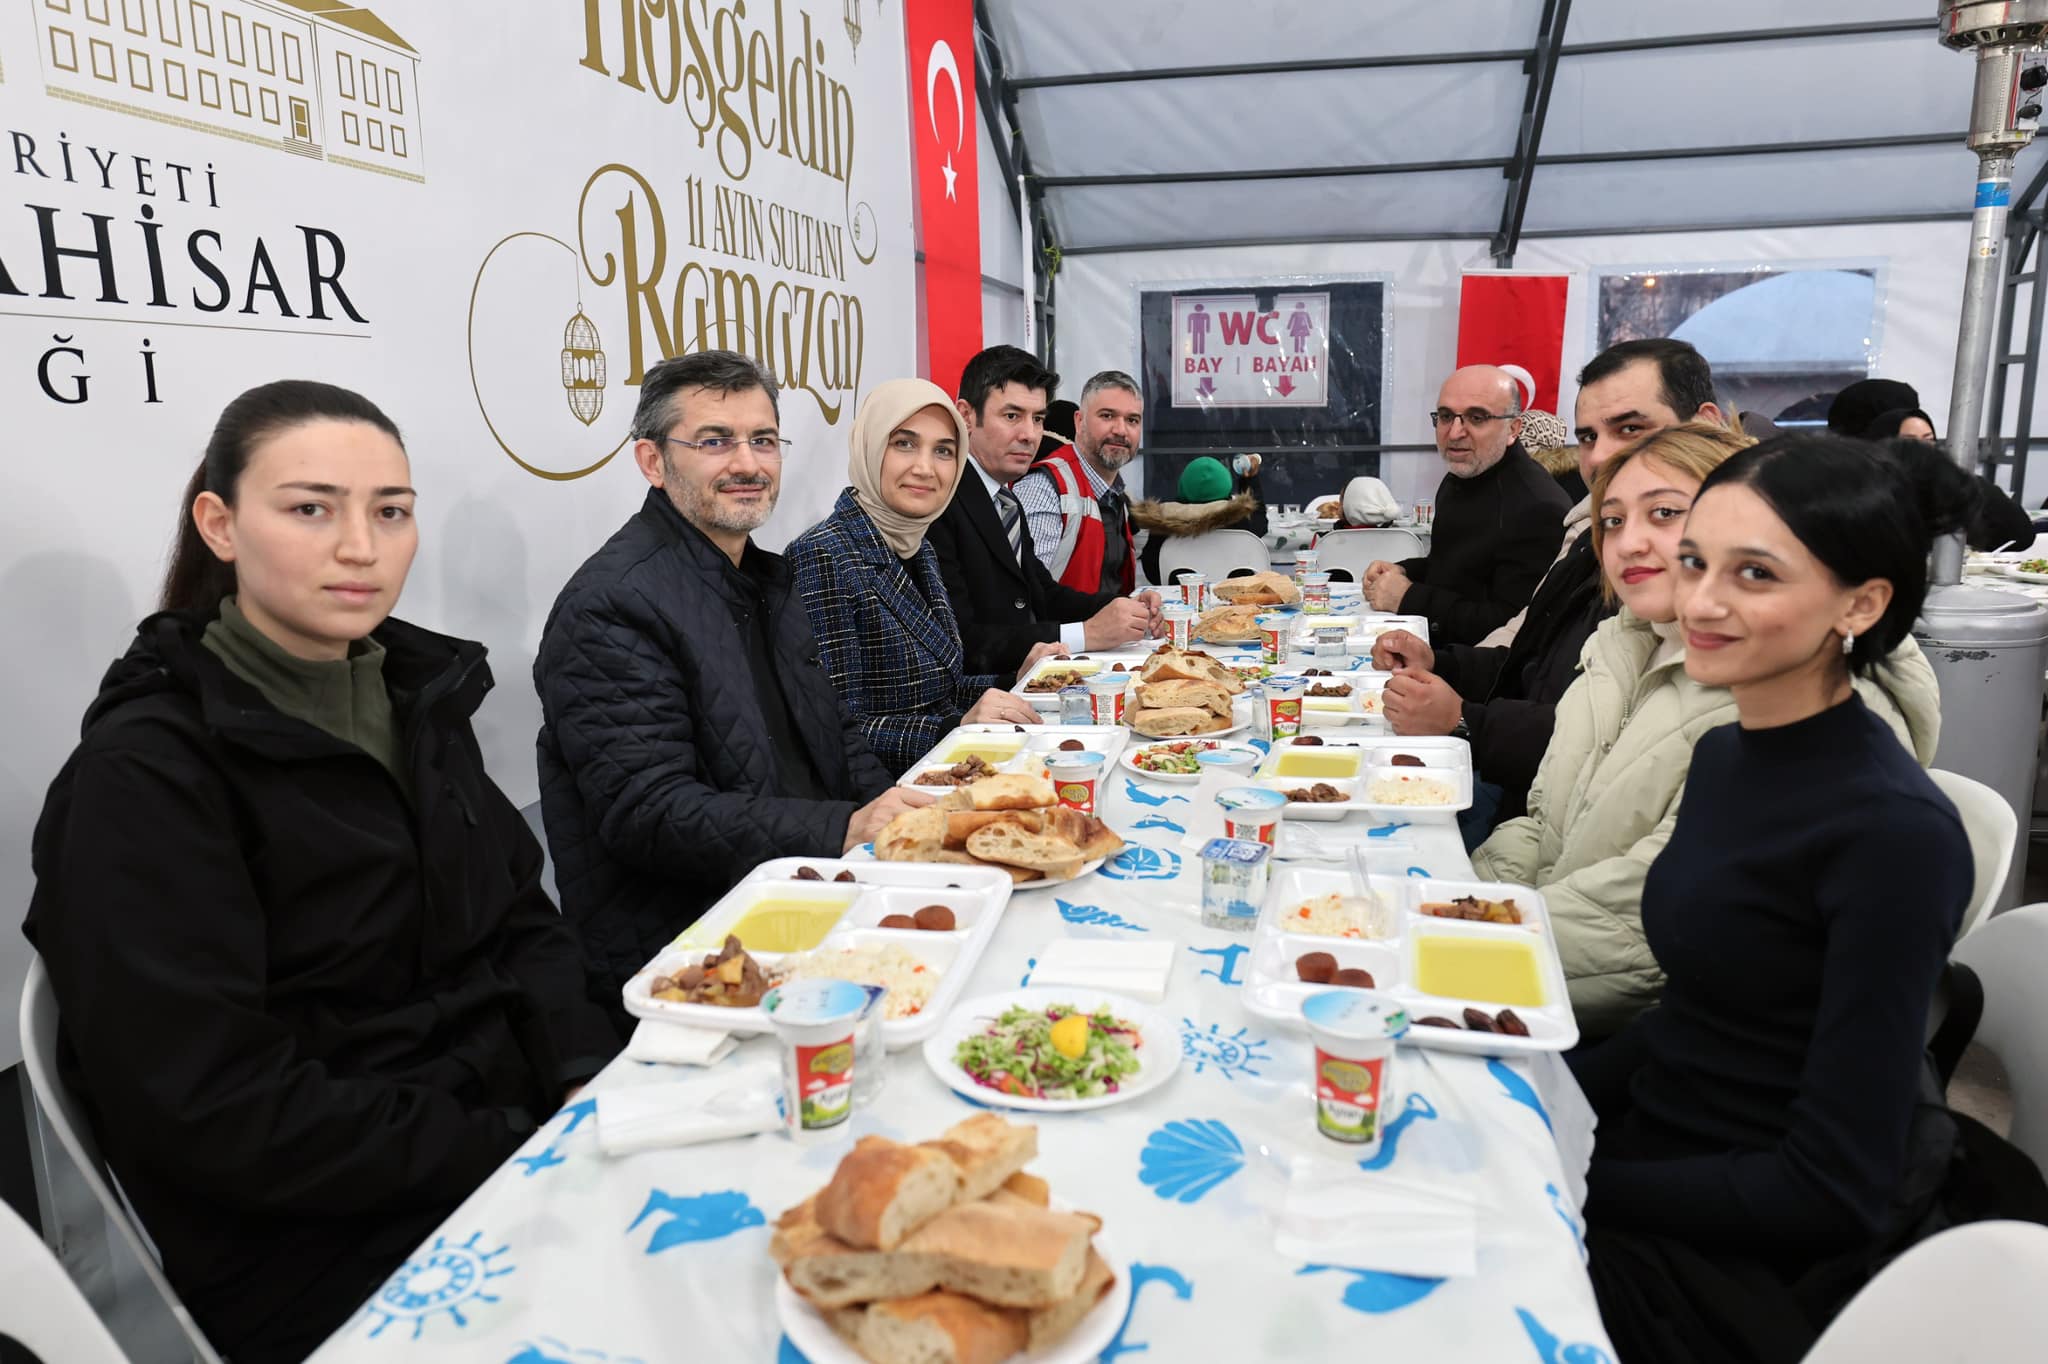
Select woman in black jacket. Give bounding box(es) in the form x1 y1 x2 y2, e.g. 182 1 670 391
24 380 615 1363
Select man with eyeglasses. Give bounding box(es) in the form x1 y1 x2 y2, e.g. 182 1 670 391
535 351 923 1026
1362 365 1569 646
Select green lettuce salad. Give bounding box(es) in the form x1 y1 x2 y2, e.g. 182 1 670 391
953 1003 1143 1101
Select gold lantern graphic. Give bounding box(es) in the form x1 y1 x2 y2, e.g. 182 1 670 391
560 309 607 426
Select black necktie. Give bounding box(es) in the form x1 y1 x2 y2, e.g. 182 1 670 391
996 486 1025 566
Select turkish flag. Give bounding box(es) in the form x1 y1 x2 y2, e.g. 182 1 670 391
907 0 983 395
1457 274 1570 414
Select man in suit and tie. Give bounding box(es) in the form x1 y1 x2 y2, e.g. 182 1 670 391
928 346 1161 676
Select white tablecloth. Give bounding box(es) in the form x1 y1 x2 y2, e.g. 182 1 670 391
307 652 1612 1364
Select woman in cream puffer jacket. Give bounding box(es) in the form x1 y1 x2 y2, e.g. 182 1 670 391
1471 605 1942 1039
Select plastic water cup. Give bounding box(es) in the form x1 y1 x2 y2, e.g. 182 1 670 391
1200 836 1270 931
1302 989 1409 1151
1295 547 1322 584
1300 571 1332 615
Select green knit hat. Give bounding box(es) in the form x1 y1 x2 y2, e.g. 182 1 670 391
1178 456 1233 504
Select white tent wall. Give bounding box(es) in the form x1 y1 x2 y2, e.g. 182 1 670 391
1052 220 2040 510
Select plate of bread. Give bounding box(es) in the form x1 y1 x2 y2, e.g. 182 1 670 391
1123 644 1249 738
773 1115 1126 1364
1208 569 1300 607
873 773 1125 890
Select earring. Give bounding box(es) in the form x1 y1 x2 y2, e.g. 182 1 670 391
1841 630 1855 656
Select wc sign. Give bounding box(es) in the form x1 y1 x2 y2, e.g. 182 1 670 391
1170 291 1330 408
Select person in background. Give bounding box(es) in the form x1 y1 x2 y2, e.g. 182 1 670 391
1043 397 1079 447
1134 452 1268 587
1471 426 1942 1039
1569 438 1985 1364
1333 473 1401 530
25 380 616 1363
788 379 1047 775
1371 339 1727 836
1868 407 2035 551
535 352 923 1019
1826 376 1922 440
1362 364 1569 645
1519 407 1586 501
1016 369 1145 598
926 346 1159 675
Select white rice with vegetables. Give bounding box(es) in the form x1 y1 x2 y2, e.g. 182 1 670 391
778 944 937 1017
1367 774 1454 805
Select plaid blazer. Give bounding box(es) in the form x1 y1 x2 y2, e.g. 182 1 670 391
787 489 1001 774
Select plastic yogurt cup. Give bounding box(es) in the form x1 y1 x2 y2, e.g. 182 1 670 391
1163 603 1197 649
763 977 869 1138
1263 675 1307 740
1294 548 1321 583
1302 989 1409 1150
1178 573 1209 609
1085 673 1131 726
1300 570 1332 614
1216 785 1288 846
1256 612 1290 665
1045 750 1106 815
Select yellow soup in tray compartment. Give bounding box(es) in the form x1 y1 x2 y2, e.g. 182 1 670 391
1272 749 1364 780
723 900 851 953
941 739 1025 765
1415 935 1546 1008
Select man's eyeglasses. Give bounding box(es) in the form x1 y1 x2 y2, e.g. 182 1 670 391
1428 409 1517 430
663 434 793 458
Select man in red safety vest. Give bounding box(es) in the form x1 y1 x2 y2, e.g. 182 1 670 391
1014 370 1142 597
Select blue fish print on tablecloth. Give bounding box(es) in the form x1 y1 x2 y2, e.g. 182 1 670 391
1356 1092 1438 1171
1298 1264 1445 1314
1057 898 1148 932
359 1231 514 1340
1131 811 1187 836
627 1189 765 1254
508 1096 599 1177
1102 846 1181 881
1122 779 1188 808
1188 942 1249 985
1547 1182 1587 1261
776 1335 811 1363
1181 1020 1271 1081
1019 956 1036 987
1488 1057 1554 1133
1366 820 1410 838
1516 1306 1617 1362
511 1146 566 1177
1139 1119 1245 1203
505 1338 646 1364
1099 1262 1195 1363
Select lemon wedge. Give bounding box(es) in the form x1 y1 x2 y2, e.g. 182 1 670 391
1049 1013 1090 1060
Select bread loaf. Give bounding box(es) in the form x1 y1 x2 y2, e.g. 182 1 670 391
1134 679 1231 716
1192 603 1263 642
826 1292 1028 1364
918 1114 1038 1202
874 807 947 863
965 823 1087 880
964 772 1055 812
1212 570 1300 606
1027 1248 1116 1351
782 1201 1096 1309
1129 705 1219 738
1139 646 1242 692
815 1138 962 1251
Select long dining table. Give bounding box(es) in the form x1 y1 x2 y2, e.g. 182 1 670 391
307 624 1615 1364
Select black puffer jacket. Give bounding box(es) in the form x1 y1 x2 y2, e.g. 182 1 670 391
535 490 894 1003
1435 528 1613 822
24 610 613 1362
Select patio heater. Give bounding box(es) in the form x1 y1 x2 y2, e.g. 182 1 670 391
1925 1 2048 910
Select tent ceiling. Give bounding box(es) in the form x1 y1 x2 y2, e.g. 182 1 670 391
977 0 2045 257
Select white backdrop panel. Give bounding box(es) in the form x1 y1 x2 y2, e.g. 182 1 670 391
0 1 917 1065
1050 169 1503 250
1564 0 1929 43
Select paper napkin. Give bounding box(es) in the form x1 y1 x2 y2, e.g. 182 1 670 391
1028 939 1176 1002
624 1018 739 1067
596 1059 782 1156
1273 1153 1479 1279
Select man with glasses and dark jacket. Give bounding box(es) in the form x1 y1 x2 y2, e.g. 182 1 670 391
1363 365 1570 646
535 351 926 1028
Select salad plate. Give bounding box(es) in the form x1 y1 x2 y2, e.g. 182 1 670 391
922 988 1180 1112
1117 739 1262 784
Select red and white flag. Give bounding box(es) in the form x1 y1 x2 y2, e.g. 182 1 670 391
907 0 983 395
1457 273 1570 414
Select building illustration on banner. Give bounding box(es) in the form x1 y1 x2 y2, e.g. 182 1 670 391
1171 291 1331 409
28 0 426 182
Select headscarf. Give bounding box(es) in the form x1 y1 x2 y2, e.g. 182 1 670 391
1866 407 1937 441
1828 379 1920 438
848 377 973 557
1517 409 1572 455
1177 456 1233 504
1341 476 1400 526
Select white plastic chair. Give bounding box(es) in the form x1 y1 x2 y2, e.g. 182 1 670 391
19 956 225 1364
0 1195 128 1363
1928 769 2017 938
1952 903 2048 1171
1315 527 1428 583
1803 1220 2048 1362
1157 528 1270 584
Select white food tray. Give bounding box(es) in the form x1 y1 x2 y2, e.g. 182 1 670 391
1252 744 1473 819
1011 653 1151 712
897 724 1130 790
1241 866 1578 1057
622 858 1013 1050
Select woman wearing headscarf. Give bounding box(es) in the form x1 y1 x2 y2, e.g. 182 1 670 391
789 378 1049 775
1867 408 2036 551
1133 454 1268 586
